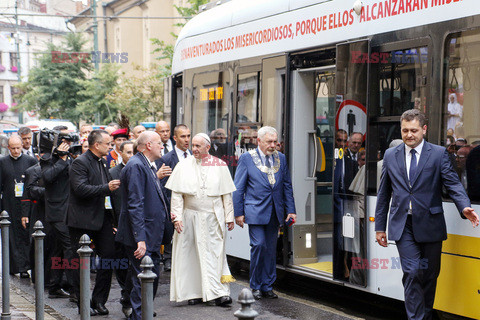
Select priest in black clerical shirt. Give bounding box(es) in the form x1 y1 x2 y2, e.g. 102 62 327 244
0 135 37 277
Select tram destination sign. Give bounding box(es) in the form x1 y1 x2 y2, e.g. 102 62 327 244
173 0 474 73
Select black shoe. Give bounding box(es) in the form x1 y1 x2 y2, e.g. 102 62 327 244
78 306 98 316
215 296 232 307
188 298 202 305
92 302 109 315
153 311 157 317
48 288 70 299
251 289 262 300
19 272 30 279
163 259 171 272
69 293 78 303
205 300 216 306
261 290 278 299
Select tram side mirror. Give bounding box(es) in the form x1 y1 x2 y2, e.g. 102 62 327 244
353 0 363 15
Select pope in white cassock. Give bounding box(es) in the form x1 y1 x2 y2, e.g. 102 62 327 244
165 132 236 307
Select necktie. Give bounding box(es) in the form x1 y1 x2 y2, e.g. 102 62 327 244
265 155 271 168
409 149 417 183
184 152 188 159
164 144 169 153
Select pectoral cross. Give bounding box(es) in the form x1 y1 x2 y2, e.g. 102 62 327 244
199 166 208 194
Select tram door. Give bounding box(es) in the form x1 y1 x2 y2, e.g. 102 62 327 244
290 42 368 287
290 62 337 275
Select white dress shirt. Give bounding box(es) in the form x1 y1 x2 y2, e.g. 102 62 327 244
22 147 34 157
404 139 424 214
257 148 273 167
405 139 424 181
161 139 174 156
174 146 191 161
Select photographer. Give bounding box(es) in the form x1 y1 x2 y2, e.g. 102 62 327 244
40 125 75 299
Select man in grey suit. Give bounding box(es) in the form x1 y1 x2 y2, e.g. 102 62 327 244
375 109 479 320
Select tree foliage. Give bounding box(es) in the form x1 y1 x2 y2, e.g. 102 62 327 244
15 33 92 124
106 64 164 124
151 0 209 76
76 64 121 124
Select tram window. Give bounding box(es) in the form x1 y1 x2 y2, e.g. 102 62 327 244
443 31 480 203
187 70 232 161
367 46 428 195
237 72 260 123
374 47 428 117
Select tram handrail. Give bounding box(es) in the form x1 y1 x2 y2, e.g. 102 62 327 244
308 131 318 179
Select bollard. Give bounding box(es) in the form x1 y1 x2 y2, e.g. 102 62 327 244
0 211 11 320
234 288 258 320
32 221 46 320
77 235 93 320
138 255 157 320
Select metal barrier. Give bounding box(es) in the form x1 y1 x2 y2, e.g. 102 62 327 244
234 288 258 320
32 221 46 320
77 234 93 320
138 255 157 320
0 211 11 320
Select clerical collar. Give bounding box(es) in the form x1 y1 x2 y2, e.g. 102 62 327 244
88 150 101 160
9 151 22 160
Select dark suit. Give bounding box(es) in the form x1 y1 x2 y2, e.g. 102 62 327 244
116 153 169 320
22 164 53 286
375 141 471 320
41 153 74 293
109 162 132 309
233 150 296 292
161 138 175 156
67 150 116 306
109 162 125 226
155 148 191 265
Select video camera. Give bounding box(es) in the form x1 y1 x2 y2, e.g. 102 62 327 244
38 129 79 155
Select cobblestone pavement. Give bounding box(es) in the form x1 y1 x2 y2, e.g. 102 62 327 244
3 270 364 320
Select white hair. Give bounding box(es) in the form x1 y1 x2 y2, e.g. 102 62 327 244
257 126 277 140
389 139 403 148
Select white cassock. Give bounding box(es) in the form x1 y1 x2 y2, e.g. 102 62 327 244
165 155 236 302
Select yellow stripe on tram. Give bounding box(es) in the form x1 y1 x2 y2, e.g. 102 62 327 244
434 234 480 319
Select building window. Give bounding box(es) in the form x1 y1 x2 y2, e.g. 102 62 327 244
10 52 18 68
11 86 18 104
0 86 4 103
